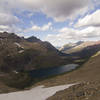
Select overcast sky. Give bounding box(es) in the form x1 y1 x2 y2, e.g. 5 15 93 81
0 0 100 46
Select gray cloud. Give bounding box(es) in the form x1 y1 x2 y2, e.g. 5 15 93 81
0 12 19 26
0 0 91 22
41 0 90 21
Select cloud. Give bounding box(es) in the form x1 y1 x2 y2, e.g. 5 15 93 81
0 11 21 33
0 25 9 32
0 0 92 22
28 22 52 31
0 0 100 44
45 27 100 46
75 10 100 27
41 0 90 22
0 12 19 26
0 25 23 33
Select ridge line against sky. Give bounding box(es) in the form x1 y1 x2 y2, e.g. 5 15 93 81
0 0 100 46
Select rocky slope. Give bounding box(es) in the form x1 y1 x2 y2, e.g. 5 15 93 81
0 31 73 90
0 32 71 72
39 51 100 100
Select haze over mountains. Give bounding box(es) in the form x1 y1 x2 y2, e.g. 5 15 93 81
60 41 100 53
59 41 84 52
59 40 100 60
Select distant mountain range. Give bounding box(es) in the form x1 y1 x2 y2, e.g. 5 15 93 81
59 41 100 60
59 41 84 52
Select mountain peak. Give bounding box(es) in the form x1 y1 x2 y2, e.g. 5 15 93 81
26 36 41 43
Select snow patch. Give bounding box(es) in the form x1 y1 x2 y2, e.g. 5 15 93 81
14 42 24 49
0 84 76 100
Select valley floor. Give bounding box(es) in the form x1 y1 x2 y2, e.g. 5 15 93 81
0 54 100 100
34 55 100 100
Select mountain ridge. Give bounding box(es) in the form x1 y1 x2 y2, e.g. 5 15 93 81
0 32 71 73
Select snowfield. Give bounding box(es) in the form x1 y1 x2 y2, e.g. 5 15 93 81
0 84 76 100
